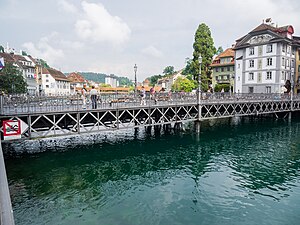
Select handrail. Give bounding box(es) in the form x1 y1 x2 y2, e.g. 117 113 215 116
0 142 15 225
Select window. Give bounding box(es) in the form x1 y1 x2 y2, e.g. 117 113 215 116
221 67 224 72
227 67 230 71
281 71 285 80
298 65 300 72
215 68 219 72
249 72 254 80
282 58 285 67
46 74 49 78
45 85 49 88
267 44 273 53
249 60 254 68
266 71 272 80
215 76 218 80
286 59 290 67
249 87 254 93
266 86 271 93
238 64 240 69
249 47 254 55
287 46 291 54
267 58 272 66
46 79 49 82
291 60 295 68
282 44 286 52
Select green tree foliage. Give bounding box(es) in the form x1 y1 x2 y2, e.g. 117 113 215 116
172 77 196 92
191 23 216 91
214 83 230 92
216 46 224 55
79 72 106 83
182 58 194 80
100 83 111 87
38 59 50 68
0 62 27 94
118 76 133 86
148 75 162 86
163 66 175 76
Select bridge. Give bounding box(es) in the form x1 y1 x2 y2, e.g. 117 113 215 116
0 92 299 141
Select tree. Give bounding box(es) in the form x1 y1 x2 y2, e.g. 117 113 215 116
172 77 196 92
163 66 175 76
148 74 162 86
214 83 229 92
216 46 224 55
191 23 216 91
182 57 194 80
38 59 50 68
0 62 27 94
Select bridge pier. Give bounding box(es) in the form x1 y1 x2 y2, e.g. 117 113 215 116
195 121 201 133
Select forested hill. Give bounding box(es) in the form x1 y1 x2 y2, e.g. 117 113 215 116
67 72 133 86
79 72 106 83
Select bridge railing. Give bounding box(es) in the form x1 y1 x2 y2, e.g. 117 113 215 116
0 92 296 115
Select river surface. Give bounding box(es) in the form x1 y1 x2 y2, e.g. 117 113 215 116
5 117 300 225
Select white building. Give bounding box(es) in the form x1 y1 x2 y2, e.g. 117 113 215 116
0 52 38 95
42 68 70 95
105 74 119 88
13 54 37 95
157 70 184 91
234 21 299 94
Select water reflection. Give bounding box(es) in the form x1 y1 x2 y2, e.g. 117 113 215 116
6 117 300 225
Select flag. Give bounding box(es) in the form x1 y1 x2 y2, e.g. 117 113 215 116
0 57 4 70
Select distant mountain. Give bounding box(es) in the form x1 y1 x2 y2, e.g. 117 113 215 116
66 72 133 86
79 72 106 83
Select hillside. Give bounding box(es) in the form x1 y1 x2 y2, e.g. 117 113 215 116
70 72 133 86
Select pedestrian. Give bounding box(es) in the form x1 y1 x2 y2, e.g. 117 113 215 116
90 86 98 109
150 86 156 103
140 86 146 105
221 88 224 99
81 85 87 109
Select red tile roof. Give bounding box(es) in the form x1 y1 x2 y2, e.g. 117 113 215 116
67 72 85 83
210 48 235 67
43 68 69 81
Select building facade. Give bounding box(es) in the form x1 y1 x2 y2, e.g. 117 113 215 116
210 48 235 91
0 52 38 95
234 21 300 94
42 68 70 95
67 72 87 94
105 74 119 88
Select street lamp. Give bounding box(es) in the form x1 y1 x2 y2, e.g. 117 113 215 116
197 55 202 104
229 74 235 96
134 64 137 94
197 54 202 121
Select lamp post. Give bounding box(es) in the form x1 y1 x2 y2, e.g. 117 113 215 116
229 74 235 97
197 55 202 121
134 64 137 94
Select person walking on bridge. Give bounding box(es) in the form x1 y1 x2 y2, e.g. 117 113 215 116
90 86 98 109
81 85 88 109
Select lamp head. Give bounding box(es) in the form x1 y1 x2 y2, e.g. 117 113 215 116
134 64 137 72
198 54 202 64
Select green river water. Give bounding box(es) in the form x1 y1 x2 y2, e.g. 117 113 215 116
5 117 300 225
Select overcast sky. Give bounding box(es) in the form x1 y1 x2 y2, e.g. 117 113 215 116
1 0 299 81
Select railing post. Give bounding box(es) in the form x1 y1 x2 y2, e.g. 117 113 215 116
0 93 4 115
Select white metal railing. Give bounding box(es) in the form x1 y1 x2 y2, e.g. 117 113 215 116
0 92 297 115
